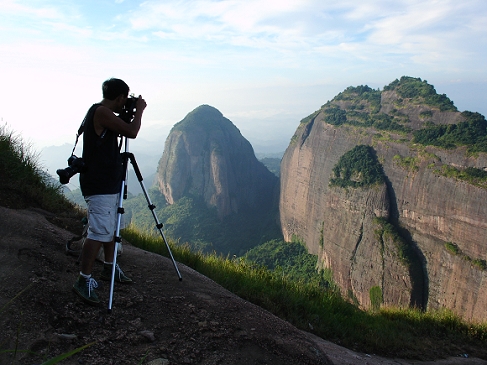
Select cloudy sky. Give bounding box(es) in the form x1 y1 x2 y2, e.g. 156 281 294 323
1 0 486 154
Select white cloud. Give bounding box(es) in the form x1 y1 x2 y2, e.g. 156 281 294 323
1 0 487 152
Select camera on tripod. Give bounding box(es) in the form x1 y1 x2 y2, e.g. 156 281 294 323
120 94 139 123
56 155 86 184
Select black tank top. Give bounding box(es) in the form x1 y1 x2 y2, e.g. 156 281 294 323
79 103 123 196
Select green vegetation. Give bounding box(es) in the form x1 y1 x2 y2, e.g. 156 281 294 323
330 145 384 188
413 112 487 152
124 189 282 255
393 154 419 172
259 157 281 177
2 127 487 360
384 76 457 111
299 109 320 125
444 241 487 271
0 125 76 213
445 242 460 255
0 127 88 364
369 286 383 312
373 217 412 266
419 110 433 120
434 165 487 188
334 85 382 113
322 85 411 133
244 239 331 287
122 226 487 359
324 106 347 125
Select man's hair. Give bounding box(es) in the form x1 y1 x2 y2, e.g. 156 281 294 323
102 78 129 100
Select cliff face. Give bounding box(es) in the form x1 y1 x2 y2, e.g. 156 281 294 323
157 105 278 219
280 78 487 320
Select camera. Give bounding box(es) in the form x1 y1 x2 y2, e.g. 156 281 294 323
56 155 86 184
120 94 139 123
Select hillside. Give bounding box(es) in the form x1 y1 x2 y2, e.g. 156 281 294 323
3 207 487 364
2 99 487 364
280 76 487 321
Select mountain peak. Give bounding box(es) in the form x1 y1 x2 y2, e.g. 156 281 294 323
157 106 278 219
173 104 229 132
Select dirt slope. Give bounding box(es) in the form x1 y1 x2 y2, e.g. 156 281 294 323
0 206 485 365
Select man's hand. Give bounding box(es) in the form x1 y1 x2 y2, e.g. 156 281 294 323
135 96 147 114
95 95 147 139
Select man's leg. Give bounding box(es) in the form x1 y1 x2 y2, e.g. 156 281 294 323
73 238 104 305
100 237 133 284
80 238 104 276
102 239 115 263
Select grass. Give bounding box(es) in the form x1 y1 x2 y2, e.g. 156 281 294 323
122 225 487 360
0 124 76 212
2 124 487 361
0 125 90 364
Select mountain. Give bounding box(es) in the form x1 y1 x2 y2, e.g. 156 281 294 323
280 77 487 321
152 105 280 254
157 105 278 219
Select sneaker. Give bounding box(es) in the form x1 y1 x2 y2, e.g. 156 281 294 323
72 275 100 306
100 263 133 284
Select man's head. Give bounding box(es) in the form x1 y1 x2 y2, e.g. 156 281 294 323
102 78 129 100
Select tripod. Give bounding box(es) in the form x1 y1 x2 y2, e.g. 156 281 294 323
108 137 182 313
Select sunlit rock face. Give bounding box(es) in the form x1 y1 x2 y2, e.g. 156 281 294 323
280 78 487 321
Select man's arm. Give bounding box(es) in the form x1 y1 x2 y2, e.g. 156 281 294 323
94 96 147 138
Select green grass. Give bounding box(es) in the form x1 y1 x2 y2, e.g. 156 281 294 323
0 124 75 212
2 124 487 361
122 225 487 360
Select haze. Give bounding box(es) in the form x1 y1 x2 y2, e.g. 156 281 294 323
1 0 486 154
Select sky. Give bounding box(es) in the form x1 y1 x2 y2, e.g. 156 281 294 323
1 0 487 155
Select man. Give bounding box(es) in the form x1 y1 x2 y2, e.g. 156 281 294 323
73 78 147 305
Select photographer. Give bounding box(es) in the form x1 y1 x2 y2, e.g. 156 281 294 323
72 78 146 305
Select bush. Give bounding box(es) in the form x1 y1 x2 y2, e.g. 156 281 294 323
384 76 456 111
324 107 347 125
330 145 384 188
413 112 487 152
445 242 460 255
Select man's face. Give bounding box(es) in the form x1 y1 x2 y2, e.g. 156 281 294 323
116 94 128 114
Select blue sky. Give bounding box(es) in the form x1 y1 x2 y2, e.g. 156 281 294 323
1 0 486 153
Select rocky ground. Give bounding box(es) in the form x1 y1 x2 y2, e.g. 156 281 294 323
1 206 486 365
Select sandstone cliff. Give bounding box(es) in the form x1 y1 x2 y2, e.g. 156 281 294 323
157 104 278 219
280 77 487 321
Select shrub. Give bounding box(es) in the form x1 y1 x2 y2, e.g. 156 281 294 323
330 145 384 188
370 286 383 312
445 242 460 255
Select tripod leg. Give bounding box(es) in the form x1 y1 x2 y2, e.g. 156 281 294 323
107 149 130 313
107 182 126 313
127 153 183 281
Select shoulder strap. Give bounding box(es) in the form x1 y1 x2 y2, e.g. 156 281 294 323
71 104 100 156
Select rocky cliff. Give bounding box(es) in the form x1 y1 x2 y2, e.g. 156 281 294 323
157 104 278 219
280 77 487 321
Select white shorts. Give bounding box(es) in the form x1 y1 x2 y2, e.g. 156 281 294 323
84 194 120 242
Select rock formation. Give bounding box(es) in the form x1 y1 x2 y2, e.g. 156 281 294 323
157 104 278 219
280 77 487 321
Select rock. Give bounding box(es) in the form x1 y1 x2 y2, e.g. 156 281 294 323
280 79 487 320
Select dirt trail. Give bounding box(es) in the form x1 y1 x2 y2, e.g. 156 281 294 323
0 206 485 365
